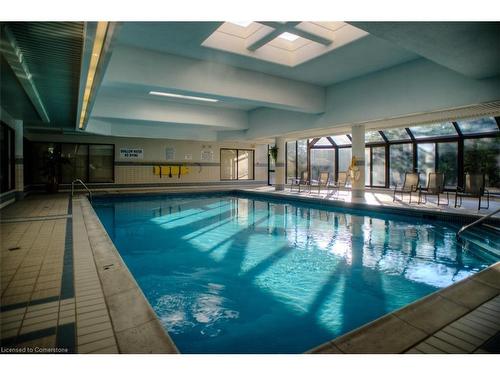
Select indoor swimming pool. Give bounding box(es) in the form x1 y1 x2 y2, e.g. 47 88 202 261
92 192 499 353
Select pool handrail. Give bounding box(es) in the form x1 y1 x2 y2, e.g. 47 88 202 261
71 179 93 201
456 207 500 241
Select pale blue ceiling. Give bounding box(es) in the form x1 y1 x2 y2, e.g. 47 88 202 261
115 22 421 87
350 22 500 79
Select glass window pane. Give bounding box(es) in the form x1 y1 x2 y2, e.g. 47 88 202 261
89 145 114 183
331 135 351 145
365 131 384 143
237 150 254 180
464 138 500 188
0 124 14 193
286 141 296 179
269 171 275 186
61 144 88 183
338 147 352 173
312 137 333 146
382 127 410 141
268 144 276 170
365 147 371 186
437 142 458 188
410 122 457 139
390 143 413 186
310 149 334 181
30 142 55 184
417 143 436 186
372 146 386 186
456 117 499 135
297 139 307 177
221 149 237 180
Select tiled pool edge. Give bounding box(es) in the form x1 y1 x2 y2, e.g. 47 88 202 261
238 189 500 225
77 197 179 354
307 262 500 354
83 189 499 354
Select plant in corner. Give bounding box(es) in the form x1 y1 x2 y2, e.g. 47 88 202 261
269 145 279 162
41 147 70 193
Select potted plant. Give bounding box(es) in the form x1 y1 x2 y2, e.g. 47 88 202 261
41 147 70 193
269 145 279 162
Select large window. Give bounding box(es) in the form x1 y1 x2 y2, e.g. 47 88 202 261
338 148 352 173
0 123 15 193
89 145 114 183
221 148 255 180
390 143 413 187
437 142 458 188
278 116 499 191
410 122 457 139
456 117 499 135
364 146 386 187
268 145 275 185
371 147 386 186
365 148 371 186
310 149 334 181
383 127 410 141
297 139 308 178
61 144 88 183
365 131 384 143
28 142 114 184
286 141 296 180
417 143 436 186
464 138 500 188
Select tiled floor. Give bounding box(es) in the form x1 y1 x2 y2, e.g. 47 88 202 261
1 191 499 354
0 194 119 353
406 295 500 354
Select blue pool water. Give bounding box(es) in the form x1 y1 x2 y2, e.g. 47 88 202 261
92 192 498 353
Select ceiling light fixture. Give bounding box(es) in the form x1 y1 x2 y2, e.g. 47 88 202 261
79 21 108 129
149 91 219 103
278 32 299 42
228 21 253 28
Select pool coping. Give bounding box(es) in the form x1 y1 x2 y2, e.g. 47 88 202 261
83 189 500 354
78 196 179 354
307 261 500 354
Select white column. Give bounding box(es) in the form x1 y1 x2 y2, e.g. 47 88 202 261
14 120 24 200
351 124 365 199
274 137 286 191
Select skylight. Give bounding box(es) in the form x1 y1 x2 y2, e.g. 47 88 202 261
229 21 253 28
149 91 218 103
278 32 299 42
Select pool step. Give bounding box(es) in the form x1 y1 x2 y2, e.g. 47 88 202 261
460 233 500 260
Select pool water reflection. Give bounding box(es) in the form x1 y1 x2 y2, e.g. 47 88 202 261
93 194 495 353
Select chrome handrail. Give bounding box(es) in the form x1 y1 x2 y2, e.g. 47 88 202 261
456 207 500 241
71 179 92 201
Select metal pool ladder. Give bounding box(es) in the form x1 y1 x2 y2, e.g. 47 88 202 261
456 207 500 241
71 179 93 201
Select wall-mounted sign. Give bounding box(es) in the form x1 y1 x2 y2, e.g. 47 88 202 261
120 148 143 159
165 147 175 161
184 154 193 160
201 150 214 161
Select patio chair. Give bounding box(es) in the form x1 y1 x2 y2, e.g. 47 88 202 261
418 172 449 206
290 171 310 193
309 171 331 194
330 171 349 196
454 173 490 210
393 172 419 203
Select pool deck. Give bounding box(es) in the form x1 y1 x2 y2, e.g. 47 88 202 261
1 189 499 354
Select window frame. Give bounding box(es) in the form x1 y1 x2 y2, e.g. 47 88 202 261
0 122 16 193
27 141 115 184
289 116 500 191
220 147 255 181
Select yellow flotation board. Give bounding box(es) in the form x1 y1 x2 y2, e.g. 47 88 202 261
154 165 190 178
